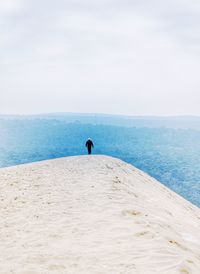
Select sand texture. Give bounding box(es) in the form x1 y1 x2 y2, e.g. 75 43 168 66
0 155 200 274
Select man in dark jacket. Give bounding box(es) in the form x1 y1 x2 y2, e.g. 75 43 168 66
85 138 94 155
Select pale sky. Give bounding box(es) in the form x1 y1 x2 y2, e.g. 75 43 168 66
1 0 200 116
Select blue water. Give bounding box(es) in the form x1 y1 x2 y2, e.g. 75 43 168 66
0 117 200 207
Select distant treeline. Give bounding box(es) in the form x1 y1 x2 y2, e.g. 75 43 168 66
1 113 200 129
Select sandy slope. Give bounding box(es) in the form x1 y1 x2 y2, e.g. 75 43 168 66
0 155 200 274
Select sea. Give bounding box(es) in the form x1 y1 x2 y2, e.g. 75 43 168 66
0 114 199 207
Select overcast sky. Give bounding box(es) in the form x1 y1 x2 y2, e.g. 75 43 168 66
1 0 200 116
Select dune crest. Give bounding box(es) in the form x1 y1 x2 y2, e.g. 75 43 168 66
0 155 200 273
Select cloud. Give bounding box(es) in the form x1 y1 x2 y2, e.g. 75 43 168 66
1 0 200 115
0 0 26 15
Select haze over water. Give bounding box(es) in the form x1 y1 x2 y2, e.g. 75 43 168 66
0 114 200 207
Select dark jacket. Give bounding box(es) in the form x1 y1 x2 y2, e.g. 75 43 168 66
86 139 94 149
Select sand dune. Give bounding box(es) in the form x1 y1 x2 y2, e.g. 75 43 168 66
0 155 200 273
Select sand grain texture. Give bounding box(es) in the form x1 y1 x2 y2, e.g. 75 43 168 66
0 155 200 274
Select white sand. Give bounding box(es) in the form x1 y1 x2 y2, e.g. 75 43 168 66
0 155 200 274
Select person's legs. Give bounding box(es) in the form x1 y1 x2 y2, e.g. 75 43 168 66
88 147 91 154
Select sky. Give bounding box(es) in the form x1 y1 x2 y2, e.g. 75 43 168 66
1 0 200 116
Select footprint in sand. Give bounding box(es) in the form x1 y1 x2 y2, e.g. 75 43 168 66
113 176 121 184
169 240 188 251
106 164 113 170
180 269 189 274
122 210 142 216
135 230 155 239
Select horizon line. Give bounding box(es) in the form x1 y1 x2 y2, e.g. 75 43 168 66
0 112 200 119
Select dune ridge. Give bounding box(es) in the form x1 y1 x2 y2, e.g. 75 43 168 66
0 155 200 273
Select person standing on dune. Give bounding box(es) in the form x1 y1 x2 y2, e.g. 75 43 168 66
86 138 94 155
